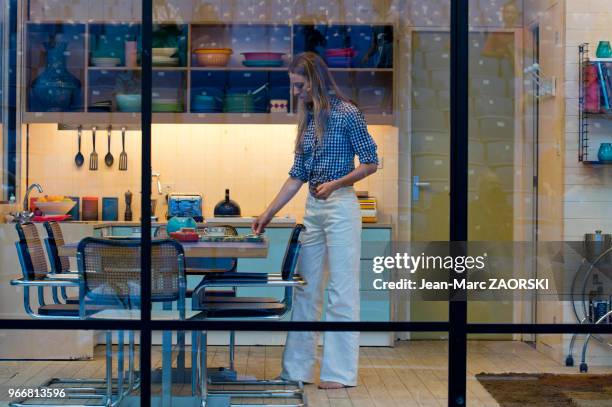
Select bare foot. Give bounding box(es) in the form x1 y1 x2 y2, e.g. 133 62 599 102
318 381 348 389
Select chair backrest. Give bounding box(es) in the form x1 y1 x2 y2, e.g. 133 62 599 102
77 237 186 308
43 221 70 273
15 223 48 279
281 224 305 280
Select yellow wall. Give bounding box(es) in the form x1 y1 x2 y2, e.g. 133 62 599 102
24 123 398 221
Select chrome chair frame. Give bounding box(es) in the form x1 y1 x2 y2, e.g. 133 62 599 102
192 225 307 407
9 225 138 406
76 237 188 407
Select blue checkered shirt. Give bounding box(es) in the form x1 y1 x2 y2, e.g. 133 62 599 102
289 98 378 193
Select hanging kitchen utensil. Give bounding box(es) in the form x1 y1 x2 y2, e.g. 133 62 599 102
104 125 114 167
89 126 98 171
119 126 128 171
74 125 84 167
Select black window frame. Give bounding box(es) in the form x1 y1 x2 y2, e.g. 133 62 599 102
3 2 612 407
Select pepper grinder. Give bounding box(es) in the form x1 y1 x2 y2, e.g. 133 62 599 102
124 190 133 221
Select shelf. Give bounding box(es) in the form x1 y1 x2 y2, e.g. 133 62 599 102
585 111 612 119
190 67 288 71
189 67 392 72
581 160 612 165
25 21 396 124
88 66 141 70
23 112 395 126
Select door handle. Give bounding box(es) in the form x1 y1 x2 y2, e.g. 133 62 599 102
412 176 431 201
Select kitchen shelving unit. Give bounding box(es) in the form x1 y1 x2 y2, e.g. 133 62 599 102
23 21 396 126
578 43 612 164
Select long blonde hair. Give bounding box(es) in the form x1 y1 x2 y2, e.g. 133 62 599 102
289 52 349 152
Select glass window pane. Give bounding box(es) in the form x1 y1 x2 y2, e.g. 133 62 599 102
149 1 451 330
0 0 143 323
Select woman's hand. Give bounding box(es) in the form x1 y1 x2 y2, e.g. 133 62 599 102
314 180 339 200
252 211 273 235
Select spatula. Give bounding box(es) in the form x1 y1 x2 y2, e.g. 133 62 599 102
104 125 114 167
74 125 84 167
89 126 98 171
119 127 128 171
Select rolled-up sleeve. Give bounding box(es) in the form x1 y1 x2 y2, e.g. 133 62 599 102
345 109 379 165
288 151 308 182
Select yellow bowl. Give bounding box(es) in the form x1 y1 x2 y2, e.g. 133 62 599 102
194 48 232 54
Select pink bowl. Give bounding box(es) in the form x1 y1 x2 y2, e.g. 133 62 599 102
242 52 285 61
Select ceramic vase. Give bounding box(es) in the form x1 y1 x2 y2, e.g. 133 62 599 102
31 41 81 111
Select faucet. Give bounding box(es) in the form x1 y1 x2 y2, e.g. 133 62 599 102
13 183 43 223
23 183 43 212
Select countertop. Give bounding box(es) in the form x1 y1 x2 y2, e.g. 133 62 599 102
63 215 393 229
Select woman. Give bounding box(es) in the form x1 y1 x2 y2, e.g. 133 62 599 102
252 52 378 389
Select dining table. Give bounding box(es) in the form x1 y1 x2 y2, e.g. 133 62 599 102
57 236 270 407
58 238 269 259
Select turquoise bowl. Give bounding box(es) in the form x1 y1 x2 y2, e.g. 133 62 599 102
115 94 141 112
167 216 197 234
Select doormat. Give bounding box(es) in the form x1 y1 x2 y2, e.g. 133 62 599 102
476 373 612 407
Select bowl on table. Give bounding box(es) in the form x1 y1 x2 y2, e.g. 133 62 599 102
34 200 76 216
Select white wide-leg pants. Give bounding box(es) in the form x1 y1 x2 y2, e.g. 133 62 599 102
281 186 362 386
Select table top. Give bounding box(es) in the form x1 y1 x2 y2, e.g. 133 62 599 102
58 238 269 259
89 309 201 320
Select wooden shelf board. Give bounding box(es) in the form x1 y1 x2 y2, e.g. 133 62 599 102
23 112 395 126
585 111 612 119
88 67 141 71
189 67 392 72
190 66 288 71
581 160 612 165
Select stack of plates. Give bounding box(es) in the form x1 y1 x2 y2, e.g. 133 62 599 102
92 57 121 67
152 56 179 67
89 100 113 112
325 48 357 68
242 60 283 67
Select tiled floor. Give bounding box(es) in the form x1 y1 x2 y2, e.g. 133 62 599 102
2 340 612 406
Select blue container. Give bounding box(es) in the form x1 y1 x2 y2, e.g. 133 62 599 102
102 197 119 221
68 196 80 220
598 143 612 163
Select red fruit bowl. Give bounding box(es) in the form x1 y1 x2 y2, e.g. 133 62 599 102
242 52 285 61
